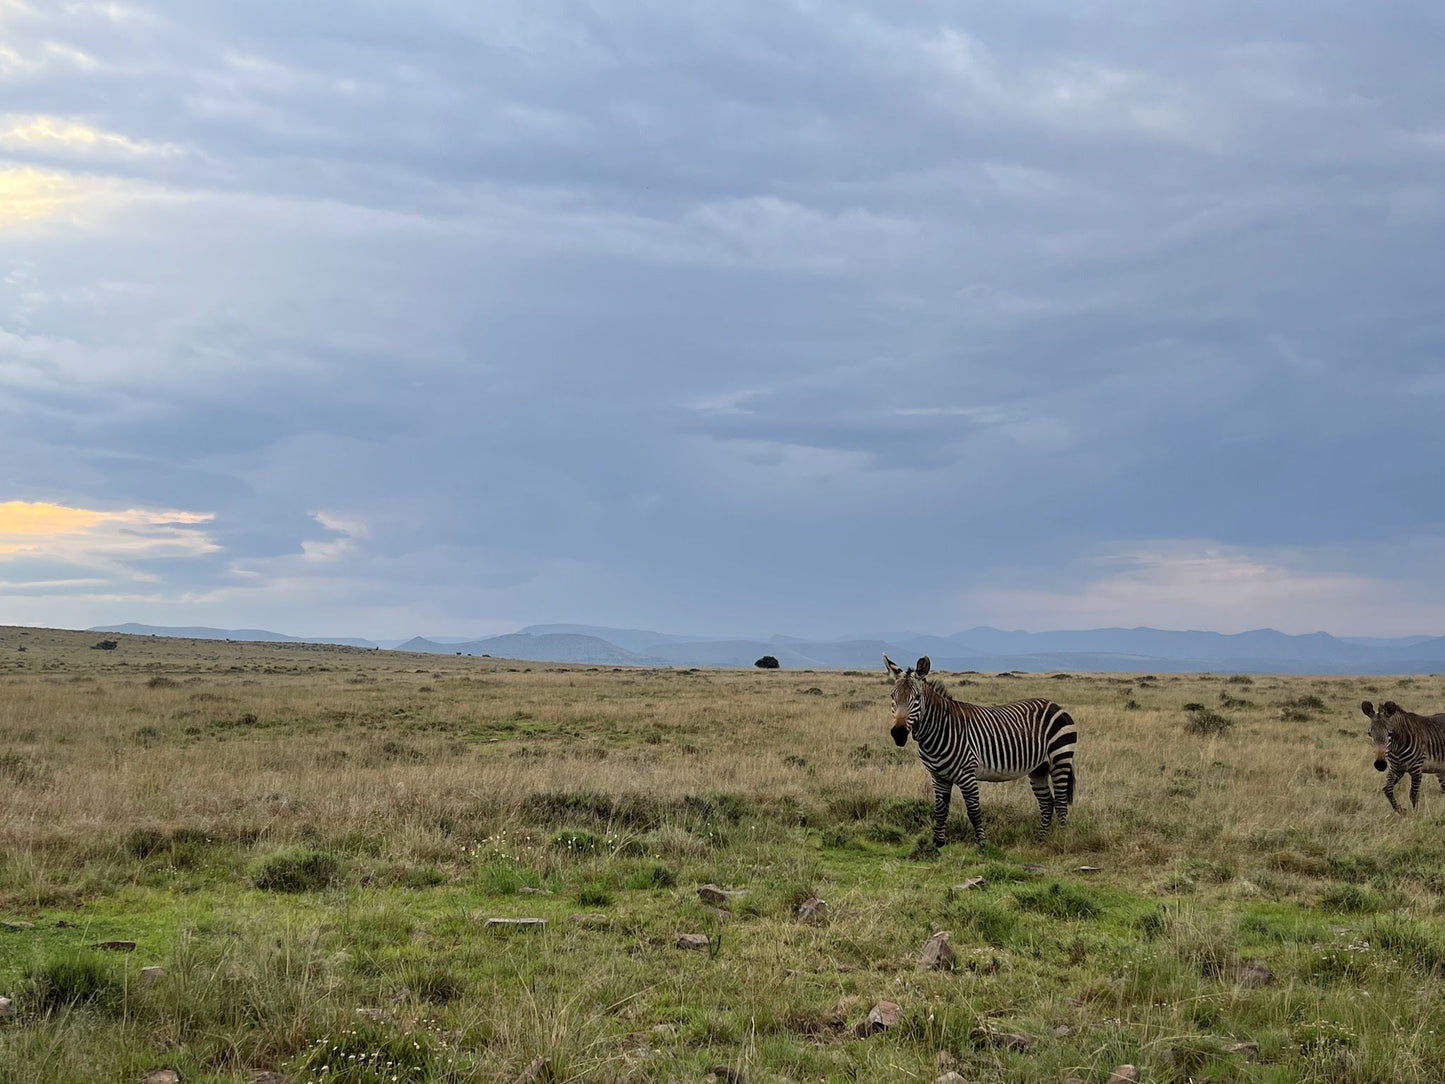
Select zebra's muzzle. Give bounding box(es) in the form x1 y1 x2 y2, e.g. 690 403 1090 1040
890 723 909 747
1374 759 1387 772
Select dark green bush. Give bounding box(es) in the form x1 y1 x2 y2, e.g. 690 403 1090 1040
250 846 342 892
22 949 125 1014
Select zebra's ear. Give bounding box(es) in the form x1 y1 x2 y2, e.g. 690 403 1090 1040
915 656 930 677
883 654 903 678
1361 701 1375 717
1383 701 1402 715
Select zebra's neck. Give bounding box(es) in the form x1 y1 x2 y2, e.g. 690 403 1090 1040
912 680 970 749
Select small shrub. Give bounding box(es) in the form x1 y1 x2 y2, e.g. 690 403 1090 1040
1226 674 1254 685
296 1025 433 1083
251 846 342 892
624 860 677 889
1184 705 1234 735
0 751 44 785
576 882 614 907
146 675 176 688
754 655 780 669
22 949 125 1014
1013 881 1102 920
91 639 118 651
551 829 603 855
1321 883 1380 914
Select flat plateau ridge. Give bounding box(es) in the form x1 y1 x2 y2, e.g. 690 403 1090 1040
89 620 1445 673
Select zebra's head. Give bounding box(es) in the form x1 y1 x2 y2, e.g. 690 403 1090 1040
1361 700 1402 771
883 653 931 746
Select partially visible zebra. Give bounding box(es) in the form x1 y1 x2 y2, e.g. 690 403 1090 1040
885 654 1077 847
1362 700 1445 815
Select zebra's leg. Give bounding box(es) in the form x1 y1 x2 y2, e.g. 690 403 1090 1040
931 776 953 848
1029 767 1055 835
959 774 987 848
1410 772 1422 810
1051 755 1075 826
1383 767 1405 815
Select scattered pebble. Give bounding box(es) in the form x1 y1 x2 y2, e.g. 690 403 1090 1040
796 897 828 923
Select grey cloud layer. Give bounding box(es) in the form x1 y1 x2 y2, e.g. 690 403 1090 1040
2 2 1444 635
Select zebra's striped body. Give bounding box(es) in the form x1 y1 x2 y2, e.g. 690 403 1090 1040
886 654 1077 847
1362 700 1445 814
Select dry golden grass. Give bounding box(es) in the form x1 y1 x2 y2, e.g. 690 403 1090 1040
4 624 1445 1082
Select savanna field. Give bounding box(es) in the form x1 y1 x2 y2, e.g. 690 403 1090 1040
5 628 1445 1083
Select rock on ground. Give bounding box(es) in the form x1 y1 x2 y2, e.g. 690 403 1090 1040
142 1072 181 1084
796 897 828 923
1107 1066 1140 1084
697 885 745 905
919 931 955 971
1234 961 1274 987
953 877 986 891
854 1000 901 1037
486 918 547 931
139 966 166 985
0 996 13 1017
676 933 711 951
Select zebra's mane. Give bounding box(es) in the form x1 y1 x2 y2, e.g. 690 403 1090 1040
916 674 955 703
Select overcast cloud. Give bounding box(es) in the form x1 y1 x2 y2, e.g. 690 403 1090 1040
2 1 1444 638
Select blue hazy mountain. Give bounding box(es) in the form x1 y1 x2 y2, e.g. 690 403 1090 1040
86 621 1445 673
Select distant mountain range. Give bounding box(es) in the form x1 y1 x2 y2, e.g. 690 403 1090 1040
86 621 1445 674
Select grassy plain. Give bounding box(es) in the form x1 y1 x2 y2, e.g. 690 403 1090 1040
3 625 1445 1082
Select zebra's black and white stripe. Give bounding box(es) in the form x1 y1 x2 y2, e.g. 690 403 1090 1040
1363 700 1445 814
885 654 1077 847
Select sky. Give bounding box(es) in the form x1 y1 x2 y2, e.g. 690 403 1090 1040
2 1 1445 640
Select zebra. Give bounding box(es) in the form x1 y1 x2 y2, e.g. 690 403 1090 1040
1361 700 1445 815
884 654 1077 848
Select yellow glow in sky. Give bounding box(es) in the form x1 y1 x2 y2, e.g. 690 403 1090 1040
0 501 106 535
0 500 215 555
0 166 101 227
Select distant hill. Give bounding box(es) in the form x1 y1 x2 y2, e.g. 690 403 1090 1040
89 623 379 649
395 632 666 666
87 621 1445 673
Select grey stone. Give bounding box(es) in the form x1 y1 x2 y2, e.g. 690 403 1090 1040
1234 960 1274 987
143 1072 181 1084
854 1000 902 1036
677 933 711 950
518 886 547 895
919 931 955 971
1053 1024 1072 1037
934 1074 967 1084
1076 866 1102 874
953 877 987 891
1107 1066 1140 1084
139 966 166 985
0 996 13 1017
796 897 828 923
980 1027 1035 1052
697 884 744 905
